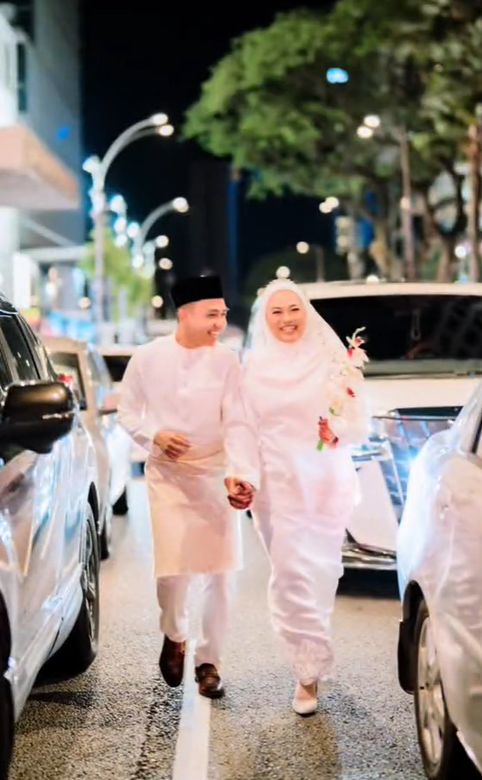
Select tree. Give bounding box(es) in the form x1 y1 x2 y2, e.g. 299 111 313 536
80 229 153 320
184 1 468 279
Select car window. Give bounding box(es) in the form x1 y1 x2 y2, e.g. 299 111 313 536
48 351 86 406
0 314 39 382
26 328 57 380
102 354 131 383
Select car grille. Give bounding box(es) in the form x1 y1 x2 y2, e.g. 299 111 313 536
368 407 460 517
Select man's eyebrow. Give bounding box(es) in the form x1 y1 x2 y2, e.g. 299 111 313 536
207 307 229 313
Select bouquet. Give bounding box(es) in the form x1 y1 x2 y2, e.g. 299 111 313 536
317 328 368 451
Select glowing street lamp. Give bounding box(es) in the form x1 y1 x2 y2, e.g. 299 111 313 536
296 241 310 254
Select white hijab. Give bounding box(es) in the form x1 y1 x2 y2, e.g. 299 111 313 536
246 279 346 385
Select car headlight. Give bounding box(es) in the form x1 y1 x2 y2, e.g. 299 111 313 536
351 414 390 463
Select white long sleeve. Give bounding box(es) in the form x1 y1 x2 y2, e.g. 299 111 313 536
222 353 260 489
118 349 161 456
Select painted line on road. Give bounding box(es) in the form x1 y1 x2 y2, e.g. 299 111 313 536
172 643 212 780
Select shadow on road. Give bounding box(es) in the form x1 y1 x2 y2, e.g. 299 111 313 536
337 568 399 600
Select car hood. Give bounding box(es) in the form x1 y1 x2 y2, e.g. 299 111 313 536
366 374 478 416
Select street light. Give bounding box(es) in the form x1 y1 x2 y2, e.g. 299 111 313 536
158 124 174 137
276 266 291 279
158 257 173 270
83 112 172 340
155 235 169 248
364 115 381 130
296 241 310 254
357 125 374 139
133 198 189 265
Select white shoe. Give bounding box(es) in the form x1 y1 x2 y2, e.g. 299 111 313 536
292 682 318 716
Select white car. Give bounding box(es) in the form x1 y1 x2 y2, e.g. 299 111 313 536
397 384 482 780
99 344 147 471
244 280 482 569
43 337 132 556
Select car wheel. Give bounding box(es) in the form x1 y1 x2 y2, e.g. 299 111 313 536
0 603 13 780
414 599 478 780
48 503 100 677
112 487 128 516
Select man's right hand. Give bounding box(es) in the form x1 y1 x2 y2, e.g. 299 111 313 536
154 431 191 461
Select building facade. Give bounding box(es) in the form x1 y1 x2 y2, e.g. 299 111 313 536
0 0 81 310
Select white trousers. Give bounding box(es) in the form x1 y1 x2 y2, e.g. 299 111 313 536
156 573 233 669
253 505 347 686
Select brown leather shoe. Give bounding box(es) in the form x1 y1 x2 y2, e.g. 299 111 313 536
159 637 186 687
195 663 225 699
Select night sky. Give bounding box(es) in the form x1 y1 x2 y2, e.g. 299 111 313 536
81 0 333 280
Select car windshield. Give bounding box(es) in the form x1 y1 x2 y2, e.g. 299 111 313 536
310 293 482 377
49 351 86 404
102 354 131 383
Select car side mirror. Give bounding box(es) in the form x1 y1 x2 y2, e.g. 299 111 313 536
0 381 76 454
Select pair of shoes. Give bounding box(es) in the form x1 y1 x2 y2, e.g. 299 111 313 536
159 637 186 687
195 663 225 699
292 682 318 716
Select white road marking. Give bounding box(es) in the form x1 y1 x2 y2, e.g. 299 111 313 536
172 644 212 780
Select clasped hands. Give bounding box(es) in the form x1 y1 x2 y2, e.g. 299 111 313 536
153 430 255 511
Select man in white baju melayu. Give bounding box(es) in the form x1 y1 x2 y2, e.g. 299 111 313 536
118 275 258 699
231 280 369 715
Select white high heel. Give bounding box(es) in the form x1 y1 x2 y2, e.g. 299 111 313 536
292 682 318 715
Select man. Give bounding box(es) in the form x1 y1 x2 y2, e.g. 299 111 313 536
118 274 258 698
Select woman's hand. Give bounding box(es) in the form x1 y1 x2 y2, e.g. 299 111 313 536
318 418 338 448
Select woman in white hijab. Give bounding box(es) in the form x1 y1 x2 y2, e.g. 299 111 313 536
242 279 369 715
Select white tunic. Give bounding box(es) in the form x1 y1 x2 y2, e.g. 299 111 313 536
118 334 259 577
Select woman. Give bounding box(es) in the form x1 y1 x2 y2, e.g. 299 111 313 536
240 279 368 715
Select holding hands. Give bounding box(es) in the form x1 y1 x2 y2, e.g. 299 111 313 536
224 477 255 511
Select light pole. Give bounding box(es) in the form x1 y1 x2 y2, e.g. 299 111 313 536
296 241 325 281
83 113 173 341
132 197 189 267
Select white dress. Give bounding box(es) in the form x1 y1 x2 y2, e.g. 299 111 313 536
118 334 259 578
244 280 368 685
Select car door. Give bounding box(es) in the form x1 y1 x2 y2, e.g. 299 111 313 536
0 314 64 666
21 325 87 608
428 397 482 760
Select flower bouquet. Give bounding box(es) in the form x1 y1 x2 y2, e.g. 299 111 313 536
317 328 368 451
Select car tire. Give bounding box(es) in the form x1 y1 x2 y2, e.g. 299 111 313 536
47 503 100 678
414 599 478 780
0 601 13 780
112 488 128 516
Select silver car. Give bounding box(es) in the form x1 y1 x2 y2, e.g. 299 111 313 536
43 337 132 558
397 386 482 780
0 300 101 779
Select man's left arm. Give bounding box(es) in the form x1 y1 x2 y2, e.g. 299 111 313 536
221 352 260 498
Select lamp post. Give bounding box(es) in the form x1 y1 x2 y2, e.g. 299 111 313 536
83 113 173 341
132 197 189 267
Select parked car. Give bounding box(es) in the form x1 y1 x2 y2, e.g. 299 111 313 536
244 280 482 570
43 337 132 556
99 344 147 471
0 296 101 779
397 384 482 780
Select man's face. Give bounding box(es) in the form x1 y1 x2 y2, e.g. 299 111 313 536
179 298 228 345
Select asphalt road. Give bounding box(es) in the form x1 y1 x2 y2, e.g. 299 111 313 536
9 478 425 780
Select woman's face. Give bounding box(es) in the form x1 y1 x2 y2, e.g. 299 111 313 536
265 289 307 343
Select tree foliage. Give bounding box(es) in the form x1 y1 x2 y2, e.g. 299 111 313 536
184 0 482 279
80 229 152 319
